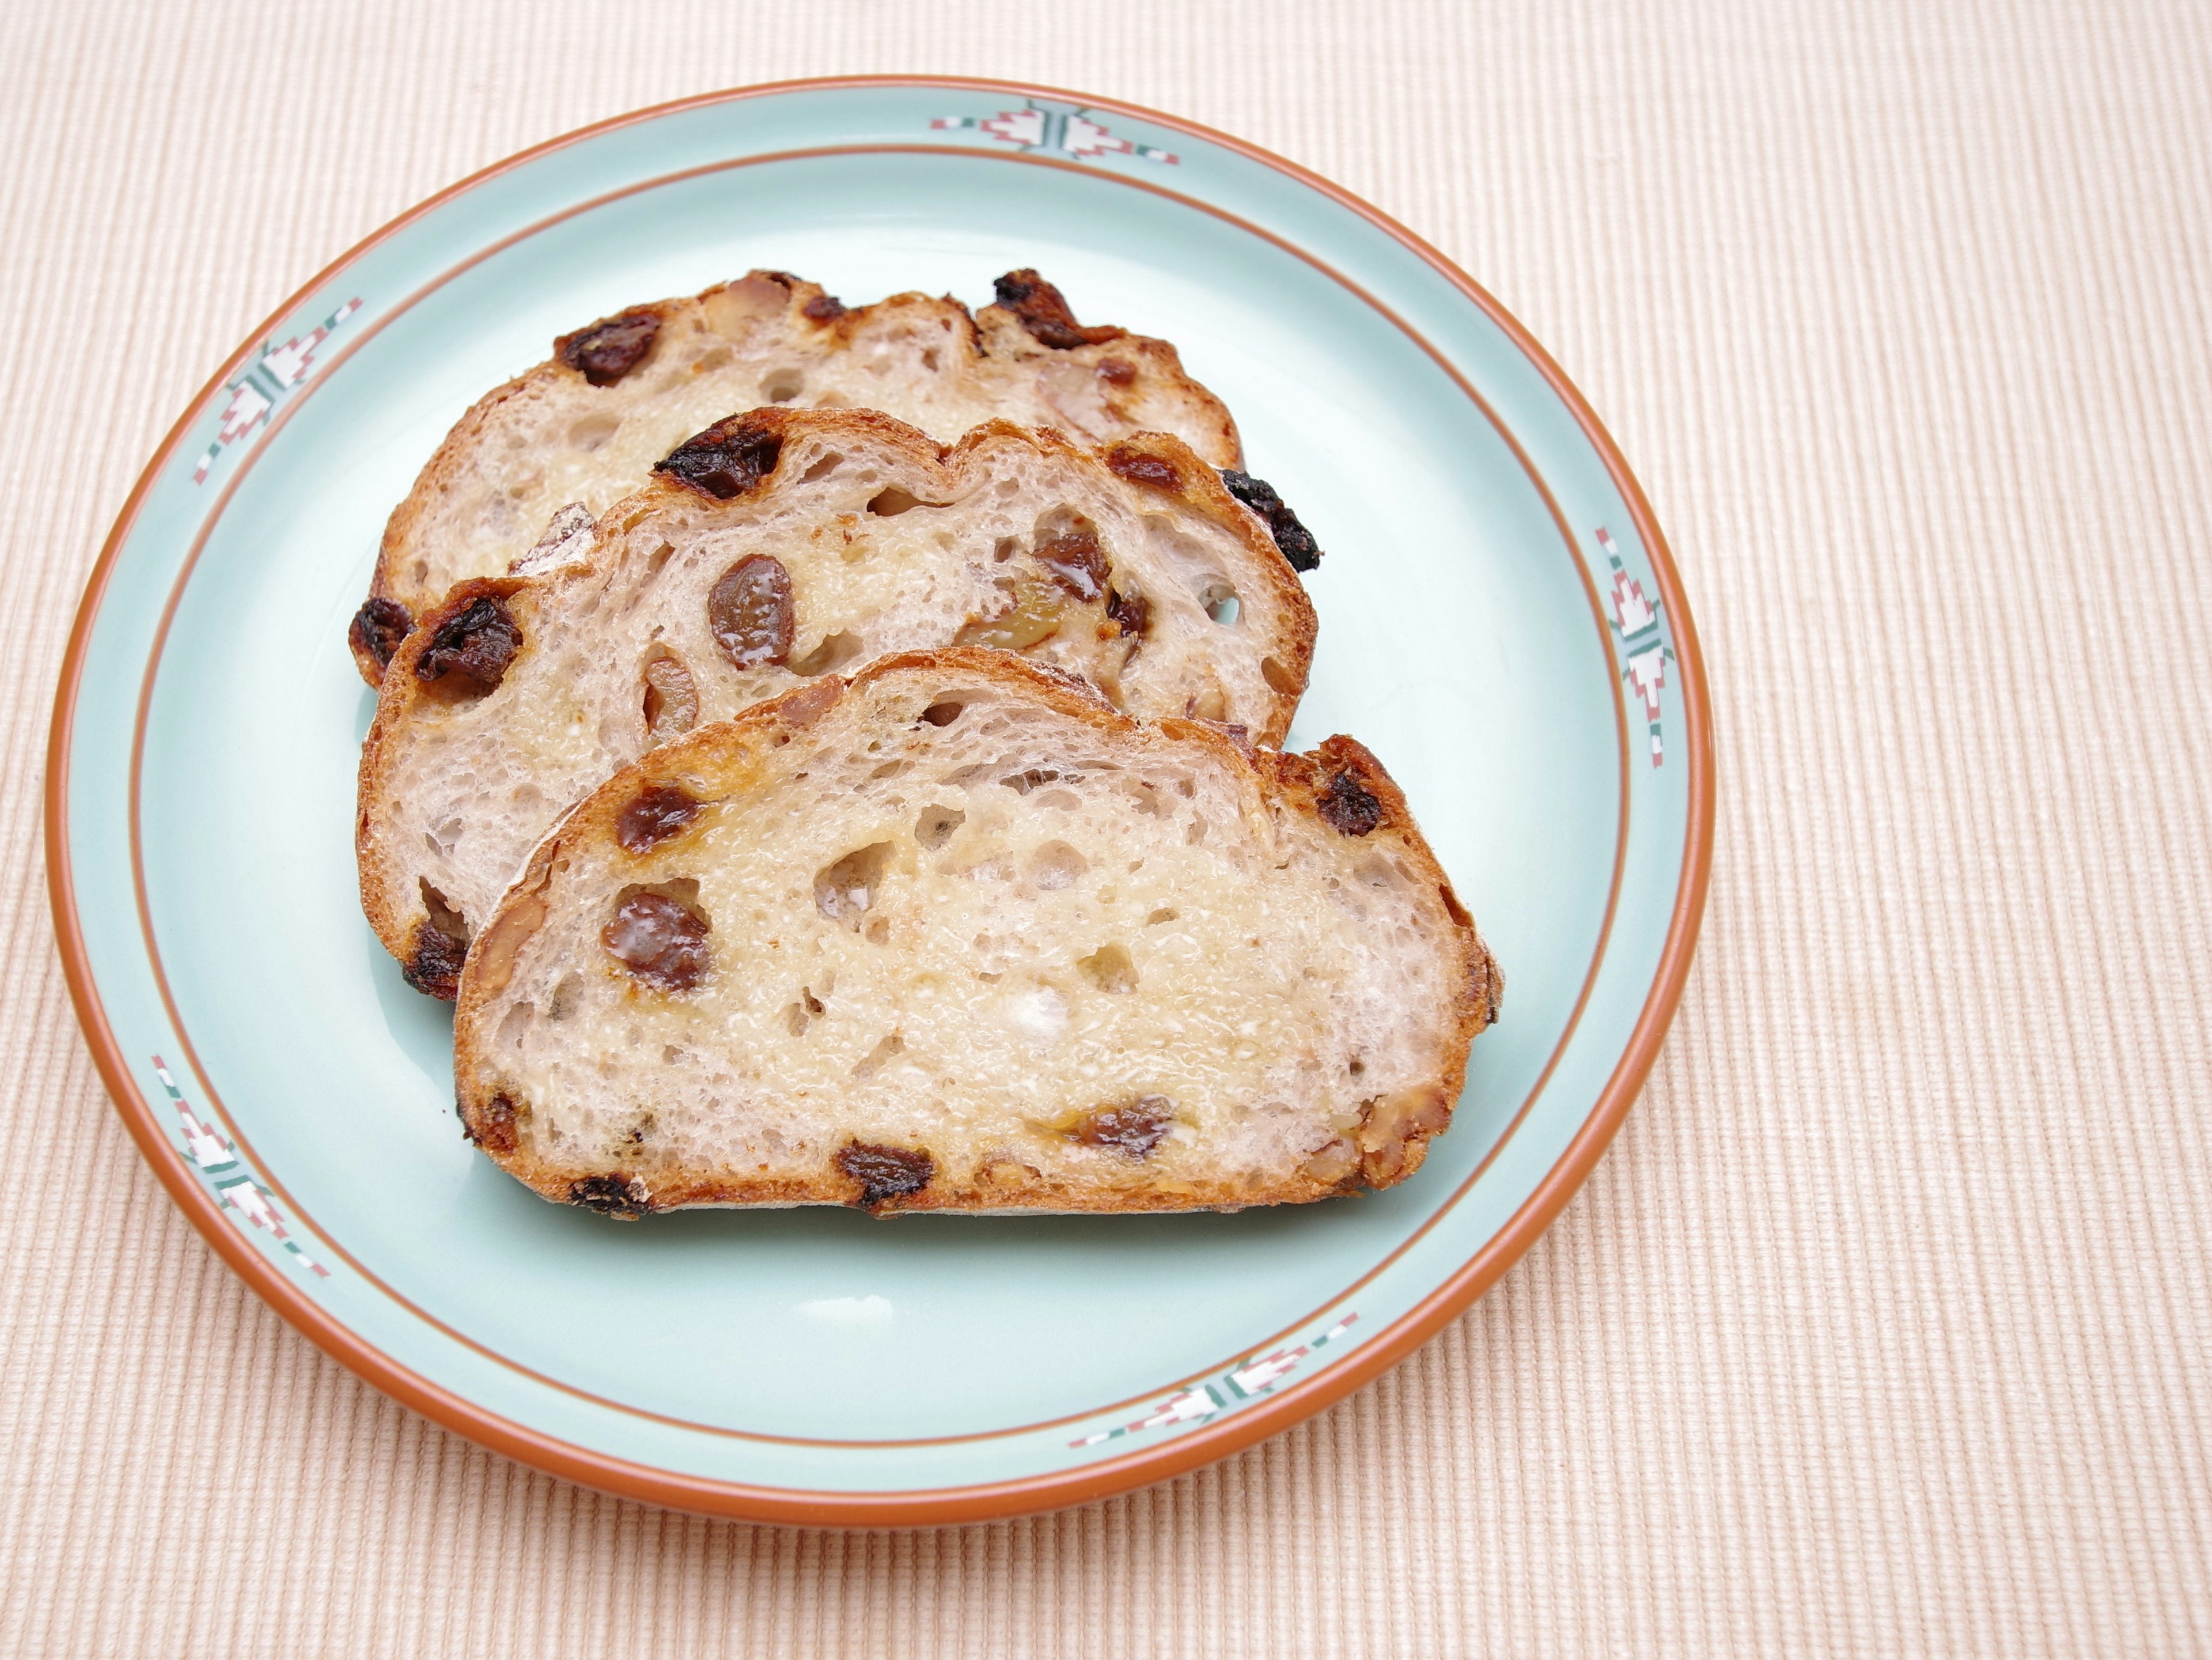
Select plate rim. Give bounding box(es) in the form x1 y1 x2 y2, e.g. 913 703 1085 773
44 74 1714 1526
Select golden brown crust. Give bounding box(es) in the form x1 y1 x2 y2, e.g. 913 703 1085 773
452 649 1492 1215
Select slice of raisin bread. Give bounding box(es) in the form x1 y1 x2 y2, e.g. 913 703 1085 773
453 650 1500 1215
348 269 1294 682
357 407 1318 997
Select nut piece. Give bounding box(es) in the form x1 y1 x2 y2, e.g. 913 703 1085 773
1067 1096 1175 1158
1104 446 1181 493
954 572 1063 651
641 652 699 736
558 312 661 387
834 1140 935 1209
415 595 521 694
1218 468 1324 572
1357 1088 1452 1185
992 269 1123 349
348 597 412 674
655 414 784 500
616 785 702 855
567 1173 654 1217
706 555 795 668
1316 769 1383 837
602 891 710 991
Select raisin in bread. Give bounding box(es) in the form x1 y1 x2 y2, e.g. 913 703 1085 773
453 651 1500 1215
349 268 1279 681
357 407 1318 997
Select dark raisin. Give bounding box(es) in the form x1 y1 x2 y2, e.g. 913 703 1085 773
616 785 701 854
348 596 412 673
414 595 521 693
1035 527 1107 602
1218 469 1323 572
1070 1096 1174 1158
465 1091 520 1155
992 269 1120 350
602 891 710 991
558 312 661 387
706 554 795 668
1317 770 1383 837
655 414 783 500
568 1174 653 1216
834 1140 935 1208
1105 587 1150 638
802 293 847 321
403 921 467 1001
1097 357 1138 386
1105 447 1181 492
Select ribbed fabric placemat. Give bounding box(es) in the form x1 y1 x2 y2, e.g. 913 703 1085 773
3 2 2207 1653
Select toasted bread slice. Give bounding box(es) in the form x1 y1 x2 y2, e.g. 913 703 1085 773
357 409 1318 996
453 651 1499 1215
348 269 1272 681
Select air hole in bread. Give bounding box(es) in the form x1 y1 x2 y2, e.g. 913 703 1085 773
851 1032 904 1081
569 411 620 452
1201 582 1241 625
642 542 675 581
497 1001 532 1052
799 451 843 483
815 842 893 929
762 368 805 402
922 347 940 372
1075 942 1136 993
1184 818 1208 846
1146 907 1178 926
547 973 583 1020
1034 789 1081 813
1027 841 1088 890
993 536 1021 563
919 699 965 727
868 487 925 516
694 346 732 374
869 759 908 781
914 804 965 850
790 630 865 677
419 879 471 944
1261 655 1298 694
1001 767 1064 795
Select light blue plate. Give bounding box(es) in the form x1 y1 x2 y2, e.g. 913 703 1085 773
48 78 1711 1525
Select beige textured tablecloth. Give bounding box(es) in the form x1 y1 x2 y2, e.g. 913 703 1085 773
5 1 2208 1653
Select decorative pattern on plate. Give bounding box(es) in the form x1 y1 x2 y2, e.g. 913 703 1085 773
1598 527 1676 766
152 1057 329 1279
931 102 1179 166
192 297 362 483
1070 1313 1360 1448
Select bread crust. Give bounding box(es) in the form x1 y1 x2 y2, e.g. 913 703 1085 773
355 409 1318 982
451 649 1497 1215
351 270 1245 682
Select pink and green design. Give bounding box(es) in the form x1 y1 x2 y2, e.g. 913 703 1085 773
1070 1313 1361 1449
151 1057 328 1279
